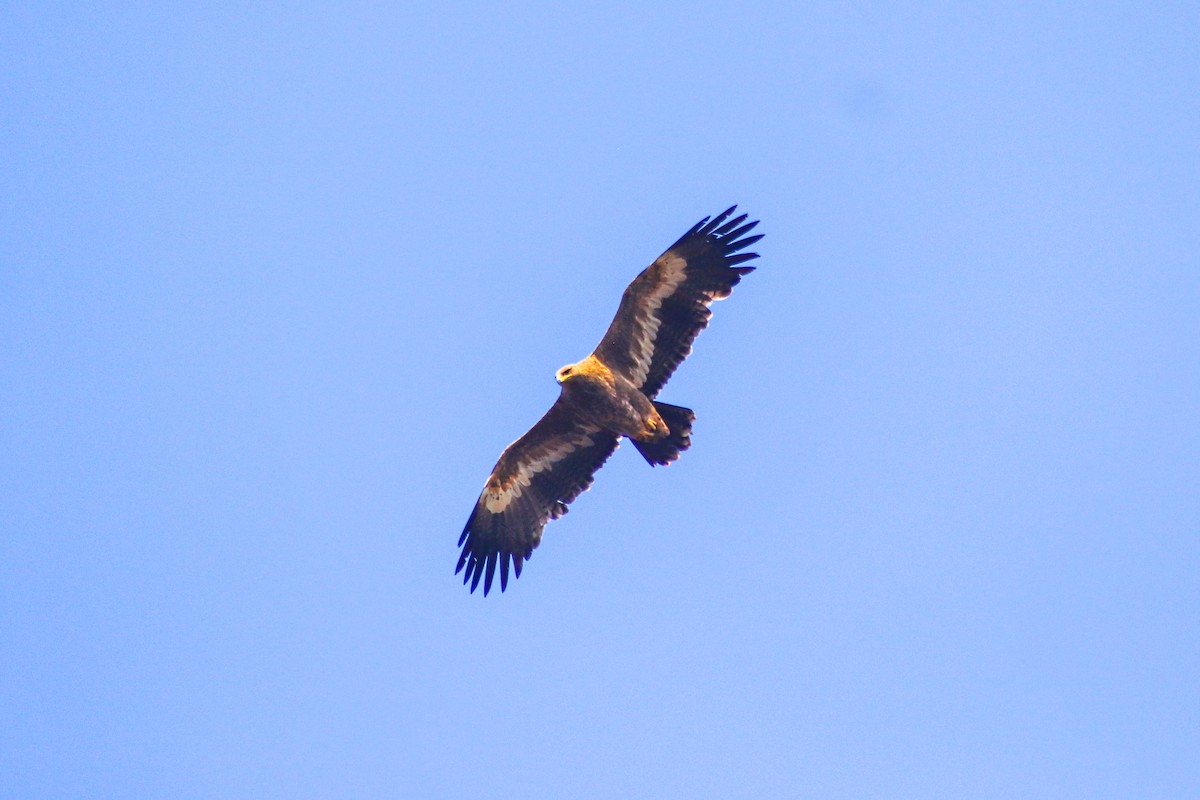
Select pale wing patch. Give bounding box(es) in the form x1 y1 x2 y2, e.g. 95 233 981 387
629 253 688 387
483 429 598 513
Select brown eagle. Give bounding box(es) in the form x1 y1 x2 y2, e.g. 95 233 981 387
457 206 762 594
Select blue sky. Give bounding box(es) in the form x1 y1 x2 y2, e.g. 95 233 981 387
2 2 1197 797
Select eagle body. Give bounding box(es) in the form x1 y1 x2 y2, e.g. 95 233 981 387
555 355 666 441
457 207 763 595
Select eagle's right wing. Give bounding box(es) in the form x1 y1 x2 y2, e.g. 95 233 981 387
592 206 761 399
457 398 619 595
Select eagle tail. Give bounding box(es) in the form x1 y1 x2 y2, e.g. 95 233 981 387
632 402 695 466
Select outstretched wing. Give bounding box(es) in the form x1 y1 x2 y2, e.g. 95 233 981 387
457 398 619 595
592 206 762 399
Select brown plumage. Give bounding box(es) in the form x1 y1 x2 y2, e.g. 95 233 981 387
457 206 762 595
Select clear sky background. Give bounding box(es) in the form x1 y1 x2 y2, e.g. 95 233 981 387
3 3 1197 798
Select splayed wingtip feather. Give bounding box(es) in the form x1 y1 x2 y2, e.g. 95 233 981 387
714 213 749 236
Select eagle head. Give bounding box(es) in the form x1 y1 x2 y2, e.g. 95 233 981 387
554 364 576 384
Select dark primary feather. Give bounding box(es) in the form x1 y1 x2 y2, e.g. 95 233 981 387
593 206 762 398
456 399 619 595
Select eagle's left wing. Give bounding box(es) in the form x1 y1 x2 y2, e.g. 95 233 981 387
457 398 619 595
592 206 762 399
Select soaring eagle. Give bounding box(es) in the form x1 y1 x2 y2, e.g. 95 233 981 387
457 206 762 595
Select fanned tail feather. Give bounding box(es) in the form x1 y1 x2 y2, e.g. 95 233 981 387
632 402 695 466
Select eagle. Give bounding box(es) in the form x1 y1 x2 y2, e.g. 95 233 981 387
457 206 762 595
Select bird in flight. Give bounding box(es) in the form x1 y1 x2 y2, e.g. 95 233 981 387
457 206 762 595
